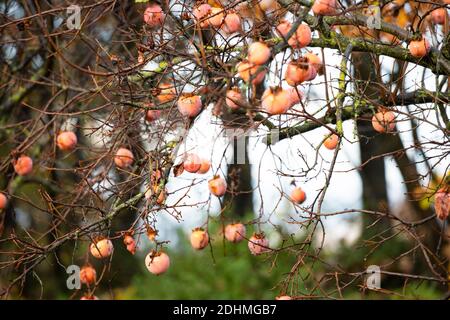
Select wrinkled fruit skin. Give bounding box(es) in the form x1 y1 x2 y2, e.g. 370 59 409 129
435 189 449 220
288 24 312 49
183 153 202 173
222 13 241 34
312 0 336 16
408 38 431 58
177 95 202 118
288 88 303 106
193 4 212 28
90 239 114 259
80 295 99 300
0 193 7 210
431 8 446 25
57 131 77 151
248 234 270 255
80 266 97 285
143 4 165 27
371 111 396 133
145 103 161 122
207 7 225 27
306 63 317 81
226 88 243 110
323 134 339 150
276 295 293 300
277 21 312 48
275 20 292 38
123 235 137 255
285 60 311 86
305 52 323 74
190 228 209 250
157 83 176 103
224 223 246 243
237 61 266 85
114 148 134 168
146 110 161 122
262 87 291 115
258 0 277 11
14 155 33 176
145 251 170 275
197 158 211 174
247 42 271 65
208 176 227 196
290 187 306 204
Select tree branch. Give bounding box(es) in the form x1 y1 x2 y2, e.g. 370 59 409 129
264 89 450 144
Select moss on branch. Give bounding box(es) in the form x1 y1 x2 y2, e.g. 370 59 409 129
309 33 450 75
265 89 450 145
277 1 450 75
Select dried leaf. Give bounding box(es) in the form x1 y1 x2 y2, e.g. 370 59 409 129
173 163 184 177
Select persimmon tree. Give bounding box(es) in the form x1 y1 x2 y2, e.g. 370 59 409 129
0 0 449 299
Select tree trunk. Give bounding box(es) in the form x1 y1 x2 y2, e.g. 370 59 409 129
224 135 253 218
353 52 393 240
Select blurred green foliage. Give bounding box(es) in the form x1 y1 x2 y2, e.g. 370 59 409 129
4 215 444 300
118 233 296 300
113 228 443 300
